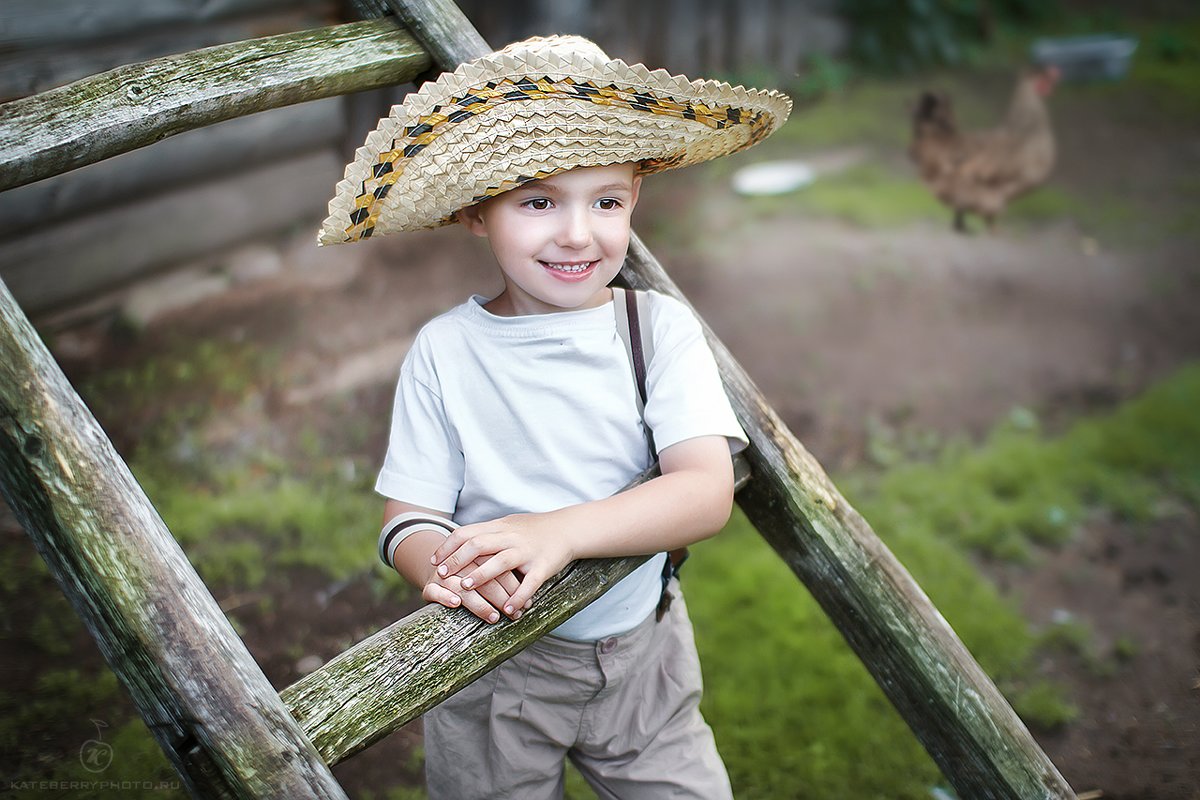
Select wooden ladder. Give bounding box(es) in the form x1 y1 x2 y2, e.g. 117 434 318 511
0 1 1075 797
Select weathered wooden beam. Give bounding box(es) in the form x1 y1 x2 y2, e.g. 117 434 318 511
0 0 332 50
385 0 490 69
0 99 343 239
0 19 430 192
282 458 752 763
0 9 333 101
353 5 1076 798
0 277 349 798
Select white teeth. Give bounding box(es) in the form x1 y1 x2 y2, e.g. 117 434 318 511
544 261 593 273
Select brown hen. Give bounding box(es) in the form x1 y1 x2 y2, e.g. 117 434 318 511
910 66 1059 232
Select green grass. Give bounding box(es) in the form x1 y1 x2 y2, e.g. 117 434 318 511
677 364 1200 797
135 458 387 591
792 163 946 228
840 365 1200 562
687 515 941 798
79 338 271 445
727 158 1111 233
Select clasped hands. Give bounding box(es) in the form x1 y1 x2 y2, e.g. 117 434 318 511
423 513 573 624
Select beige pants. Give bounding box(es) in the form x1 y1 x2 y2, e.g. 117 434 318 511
424 585 733 800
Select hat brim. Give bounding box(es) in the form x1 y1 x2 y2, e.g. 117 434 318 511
320 39 792 244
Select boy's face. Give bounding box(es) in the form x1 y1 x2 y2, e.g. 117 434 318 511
459 163 642 316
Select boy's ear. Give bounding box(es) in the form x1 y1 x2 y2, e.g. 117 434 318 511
629 174 643 213
458 203 488 237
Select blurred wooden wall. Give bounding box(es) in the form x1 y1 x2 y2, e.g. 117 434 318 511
458 0 846 79
0 0 353 315
0 0 845 316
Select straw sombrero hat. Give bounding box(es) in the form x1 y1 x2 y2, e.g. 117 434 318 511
319 35 792 244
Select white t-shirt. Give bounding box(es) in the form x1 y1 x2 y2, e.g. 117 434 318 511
376 290 747 640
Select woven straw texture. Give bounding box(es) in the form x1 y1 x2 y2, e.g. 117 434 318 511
319 35 792 244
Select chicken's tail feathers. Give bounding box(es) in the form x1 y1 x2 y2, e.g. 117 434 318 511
912 91 958 141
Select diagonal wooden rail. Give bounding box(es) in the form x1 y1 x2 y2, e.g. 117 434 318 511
0 278 347 798
0 19 430 192
0 2 1077 798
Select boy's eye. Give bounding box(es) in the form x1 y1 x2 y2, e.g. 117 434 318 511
596 198 620 210
523 198 552 210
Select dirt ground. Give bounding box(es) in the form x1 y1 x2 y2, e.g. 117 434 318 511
4 69 1200 797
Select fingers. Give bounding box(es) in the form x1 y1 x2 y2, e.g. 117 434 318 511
457 588 504 624
493 565 520 596
422 581 462 610
425 574 520 624
468 560 523 619
475 579 522 620
432 531 487 578
460 552 519 592
503 572 546 618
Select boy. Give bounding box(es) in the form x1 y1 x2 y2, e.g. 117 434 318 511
321 35 790 799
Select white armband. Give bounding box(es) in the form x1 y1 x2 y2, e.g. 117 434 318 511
378 511 459 569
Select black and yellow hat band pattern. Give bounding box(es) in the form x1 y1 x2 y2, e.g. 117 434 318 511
343 76 772 241
320 36 792 243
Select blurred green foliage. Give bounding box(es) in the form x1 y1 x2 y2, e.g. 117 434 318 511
843 0 1059 73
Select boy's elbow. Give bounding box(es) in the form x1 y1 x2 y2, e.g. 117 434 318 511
661 436 736 538
699 467 735 537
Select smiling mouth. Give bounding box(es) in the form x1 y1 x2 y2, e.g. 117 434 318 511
540 260 597 274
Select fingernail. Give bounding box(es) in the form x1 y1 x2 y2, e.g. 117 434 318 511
430 556 437 565
437 565 448 577
449 596 459 606
504 605 513 615
488 612 499 623
513 610 523 620
462 578 474 589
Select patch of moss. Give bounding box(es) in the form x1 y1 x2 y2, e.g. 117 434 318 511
1113 634 1139 662
136 459 382 591
0 669 119 756
842 365 1200 560
1010 680 1080 730
78 337 277 463
801 163 947 227
1126 19 1200 116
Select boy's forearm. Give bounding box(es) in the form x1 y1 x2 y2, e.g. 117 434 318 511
390 530 446 588
554 466 733 561
431 437 736 609
522 435 736 561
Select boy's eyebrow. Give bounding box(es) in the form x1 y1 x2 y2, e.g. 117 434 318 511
511 181 633 195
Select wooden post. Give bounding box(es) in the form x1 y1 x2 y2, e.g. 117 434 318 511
0 19 430 191
0 275 349 797
372 3 1075 798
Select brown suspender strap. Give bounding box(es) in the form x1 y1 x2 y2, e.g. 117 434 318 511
613 287 689 621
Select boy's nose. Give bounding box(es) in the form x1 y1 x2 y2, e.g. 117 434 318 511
555 207 594 248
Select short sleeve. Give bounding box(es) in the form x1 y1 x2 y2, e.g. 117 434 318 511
642 294 748 455
374 338 464 512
